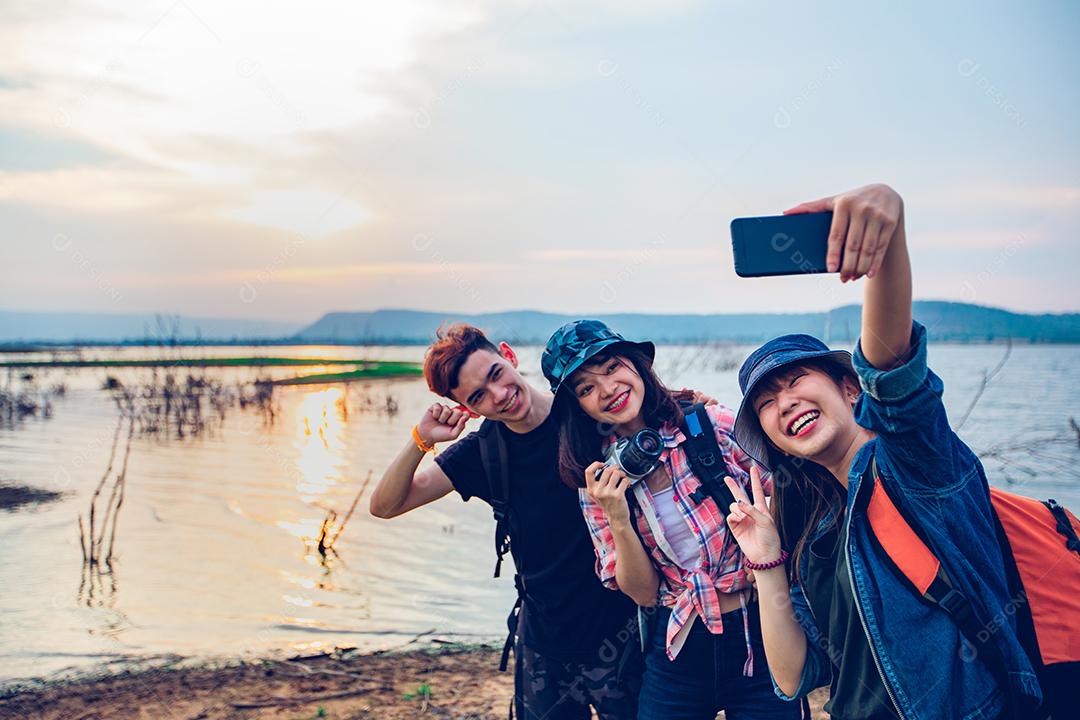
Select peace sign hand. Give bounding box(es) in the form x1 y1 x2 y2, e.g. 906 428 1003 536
724 465 783 565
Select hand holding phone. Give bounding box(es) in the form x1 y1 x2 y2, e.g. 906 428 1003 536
782 184 903 281
733 184 903 281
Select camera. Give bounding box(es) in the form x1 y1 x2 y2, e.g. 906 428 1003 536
596 428 664 484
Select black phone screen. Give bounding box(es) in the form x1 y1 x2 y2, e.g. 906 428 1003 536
730 211 835 277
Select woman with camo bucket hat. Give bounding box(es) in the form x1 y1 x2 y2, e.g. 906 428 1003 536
543 319 801 720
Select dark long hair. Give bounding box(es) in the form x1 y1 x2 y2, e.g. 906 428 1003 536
556 346 682 490
769 455 846 583
751 356 859 582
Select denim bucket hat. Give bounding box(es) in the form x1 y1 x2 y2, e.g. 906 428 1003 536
542 319 655 396
734 334 855 470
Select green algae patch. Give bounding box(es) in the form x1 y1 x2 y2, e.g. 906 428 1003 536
272 361 423 385
0 357 375 368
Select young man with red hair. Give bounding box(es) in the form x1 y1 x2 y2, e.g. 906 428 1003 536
370 324 641 720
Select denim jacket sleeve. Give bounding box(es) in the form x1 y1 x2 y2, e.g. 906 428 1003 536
771 579 832 701
852 321 965 491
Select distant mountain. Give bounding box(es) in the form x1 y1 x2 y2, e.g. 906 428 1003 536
293 302 1080 345
4 303 1077 346
0 311 304 344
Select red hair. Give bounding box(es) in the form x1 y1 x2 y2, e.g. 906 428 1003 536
423 324 499 398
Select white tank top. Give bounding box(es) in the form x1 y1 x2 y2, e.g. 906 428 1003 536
651 484 701 569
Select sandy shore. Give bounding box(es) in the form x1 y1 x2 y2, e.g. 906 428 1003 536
0 645 828 719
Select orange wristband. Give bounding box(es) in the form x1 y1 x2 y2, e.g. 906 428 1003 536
412 425 436 454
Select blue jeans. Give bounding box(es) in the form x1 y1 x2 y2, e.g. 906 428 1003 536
638 605 800 720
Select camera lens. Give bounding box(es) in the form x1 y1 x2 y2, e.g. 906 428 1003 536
618 428 663 477
635 431 662 454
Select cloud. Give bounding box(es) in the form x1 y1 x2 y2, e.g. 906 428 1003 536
916 228 1039 249
526 247 723 261
0 165 238 215
224 190 372 236
0 125 113 171
0 0 487 230
110 261 514 286
911 184 1080 212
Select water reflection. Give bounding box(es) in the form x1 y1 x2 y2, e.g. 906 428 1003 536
1 357 505 684
78 560 119 609
293 387 347 502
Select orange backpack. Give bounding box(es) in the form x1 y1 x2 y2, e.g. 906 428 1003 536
866 459 1080 715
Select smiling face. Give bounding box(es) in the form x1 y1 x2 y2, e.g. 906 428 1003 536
569 354 646 432
752 362 862 466
451 345 531 421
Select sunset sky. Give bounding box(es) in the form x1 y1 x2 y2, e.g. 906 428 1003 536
3 0 1079 324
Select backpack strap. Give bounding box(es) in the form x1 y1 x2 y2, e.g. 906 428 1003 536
622 490 653 654
679 402 737 515
1044 499 1080 555
476 419 523 678
865 457 1028 718
477 419 512 579
500 581 524 673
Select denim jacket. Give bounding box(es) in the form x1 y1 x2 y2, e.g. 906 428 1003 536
774 321 1042 719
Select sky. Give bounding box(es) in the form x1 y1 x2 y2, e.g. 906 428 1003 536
2 0 1079 325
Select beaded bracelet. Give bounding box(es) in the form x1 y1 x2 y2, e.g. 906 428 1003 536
744 549 789 571
411 425 437 454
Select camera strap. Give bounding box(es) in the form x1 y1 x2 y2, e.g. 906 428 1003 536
679 403 737 516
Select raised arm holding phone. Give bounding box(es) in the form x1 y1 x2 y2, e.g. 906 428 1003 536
721 183 1079 719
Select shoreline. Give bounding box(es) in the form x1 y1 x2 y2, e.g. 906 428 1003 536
0 645 829 719
1 645 513 720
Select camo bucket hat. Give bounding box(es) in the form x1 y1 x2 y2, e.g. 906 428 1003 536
541 319 655 396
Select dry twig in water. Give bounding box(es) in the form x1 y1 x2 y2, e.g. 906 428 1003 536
329 470 374 548
954 339 1012 432
318 470 375 557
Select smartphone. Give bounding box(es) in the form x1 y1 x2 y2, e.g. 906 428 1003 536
730 211 837 277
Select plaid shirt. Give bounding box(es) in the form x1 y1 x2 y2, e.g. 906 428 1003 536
579 403 772 663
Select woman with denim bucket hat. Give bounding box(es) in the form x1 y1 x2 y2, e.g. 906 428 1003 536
541 320 801 720
723 183 1051 718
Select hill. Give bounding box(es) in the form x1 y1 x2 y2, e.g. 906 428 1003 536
292 302 1080 345
4 303 1077 345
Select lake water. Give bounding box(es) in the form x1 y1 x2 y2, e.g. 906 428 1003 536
1 343 1078 687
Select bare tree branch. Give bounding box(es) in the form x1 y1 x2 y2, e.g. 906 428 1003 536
954 339 1012 432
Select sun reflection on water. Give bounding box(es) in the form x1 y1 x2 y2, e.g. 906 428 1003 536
273 386 350 557
293 387 347 502
281 572 317 590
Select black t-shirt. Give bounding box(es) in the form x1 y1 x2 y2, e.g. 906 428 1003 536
804 523 900 720
435 410 637 662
